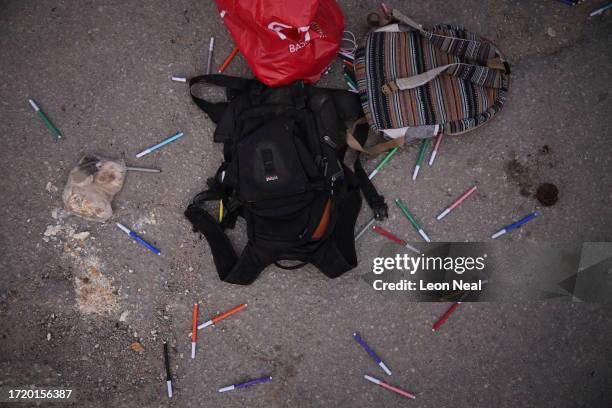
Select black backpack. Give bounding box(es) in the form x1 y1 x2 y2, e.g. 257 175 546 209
185 75 388 285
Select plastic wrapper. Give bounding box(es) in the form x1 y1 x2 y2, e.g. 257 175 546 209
62 155 126 222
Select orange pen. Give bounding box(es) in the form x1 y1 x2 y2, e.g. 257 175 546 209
218 47 239 73
197 303 247 330
191 303 198 359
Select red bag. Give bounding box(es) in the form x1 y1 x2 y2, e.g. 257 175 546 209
214 0 344 87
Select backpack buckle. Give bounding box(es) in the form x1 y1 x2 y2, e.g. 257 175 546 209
371 197 389 220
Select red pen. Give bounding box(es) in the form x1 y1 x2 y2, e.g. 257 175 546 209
191 303 198 358
372 226 420 254
432 280 488 331
431 302 462 331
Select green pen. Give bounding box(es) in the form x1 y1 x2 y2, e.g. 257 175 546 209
343 72 358 90
412 138 430 180
368 147 399 180
394 198 431 242
28 98 62 139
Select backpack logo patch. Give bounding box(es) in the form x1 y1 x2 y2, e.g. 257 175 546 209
261 149 279 183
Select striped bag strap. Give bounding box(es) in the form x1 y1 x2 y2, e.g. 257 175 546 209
391 9 505 65
382 63 507 94
380 10 509 95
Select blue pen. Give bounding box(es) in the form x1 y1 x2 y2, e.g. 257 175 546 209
590 3 612 16
491 212 539 239
352 332 391 375
218 376 272 393
136 131 184 158
116 222 161 255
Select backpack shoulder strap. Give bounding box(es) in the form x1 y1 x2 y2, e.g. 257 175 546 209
185 197 268 285
390 9 506 65
189 74 254 123
382 63 508 94
349 119 389 220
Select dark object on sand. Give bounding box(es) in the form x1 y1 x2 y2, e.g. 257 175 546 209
536 183 559 206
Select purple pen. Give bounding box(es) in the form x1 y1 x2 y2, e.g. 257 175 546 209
353 332 392 375
218 376 272 393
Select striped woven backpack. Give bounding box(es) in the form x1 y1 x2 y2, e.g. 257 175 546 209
354 9 510 143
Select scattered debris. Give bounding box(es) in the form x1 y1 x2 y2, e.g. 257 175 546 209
133 213 158 230
72 231 90 241
130 342 145 353
46 181 59 193
71 255 119 316
44 225 63 237
119 310 129 322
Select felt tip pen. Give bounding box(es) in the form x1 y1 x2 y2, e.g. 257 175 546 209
191 303 198 359
218 47 239 73
352 332 392 375
364 375 416 400
431 302 462 332
428 133 443 166
354 216 376 241
590 3 612 16
343 66 356 83
436 185 477 220
28 98 62 139
136 132 184 158
412 138 430 180
491 212 539 239
126 166 162 173
431 285 487 331
369 147 399 180
115 223 161 255
206 37 215 74
394 199 431 242
163 341 173 398
218 376 272 392
372 226 420 254
196 303 247 331
343 72 358 90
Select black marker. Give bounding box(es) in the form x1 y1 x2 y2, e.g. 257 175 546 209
164 341 173 398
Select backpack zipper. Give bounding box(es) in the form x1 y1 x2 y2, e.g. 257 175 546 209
322 157 328 177
323 135 337 149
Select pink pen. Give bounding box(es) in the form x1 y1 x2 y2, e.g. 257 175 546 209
436 185 477 220
364 375 416 400
428 133 444 166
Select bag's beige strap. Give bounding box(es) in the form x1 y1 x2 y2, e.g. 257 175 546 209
383 62 506 94
346 117 405 155
390 9 426 33
382 64 454 93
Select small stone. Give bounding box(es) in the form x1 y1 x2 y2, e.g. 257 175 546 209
546 27 556 37
47 333 51 341
119 311 129 322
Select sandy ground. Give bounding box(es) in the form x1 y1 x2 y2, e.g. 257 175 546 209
0 1 611 407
